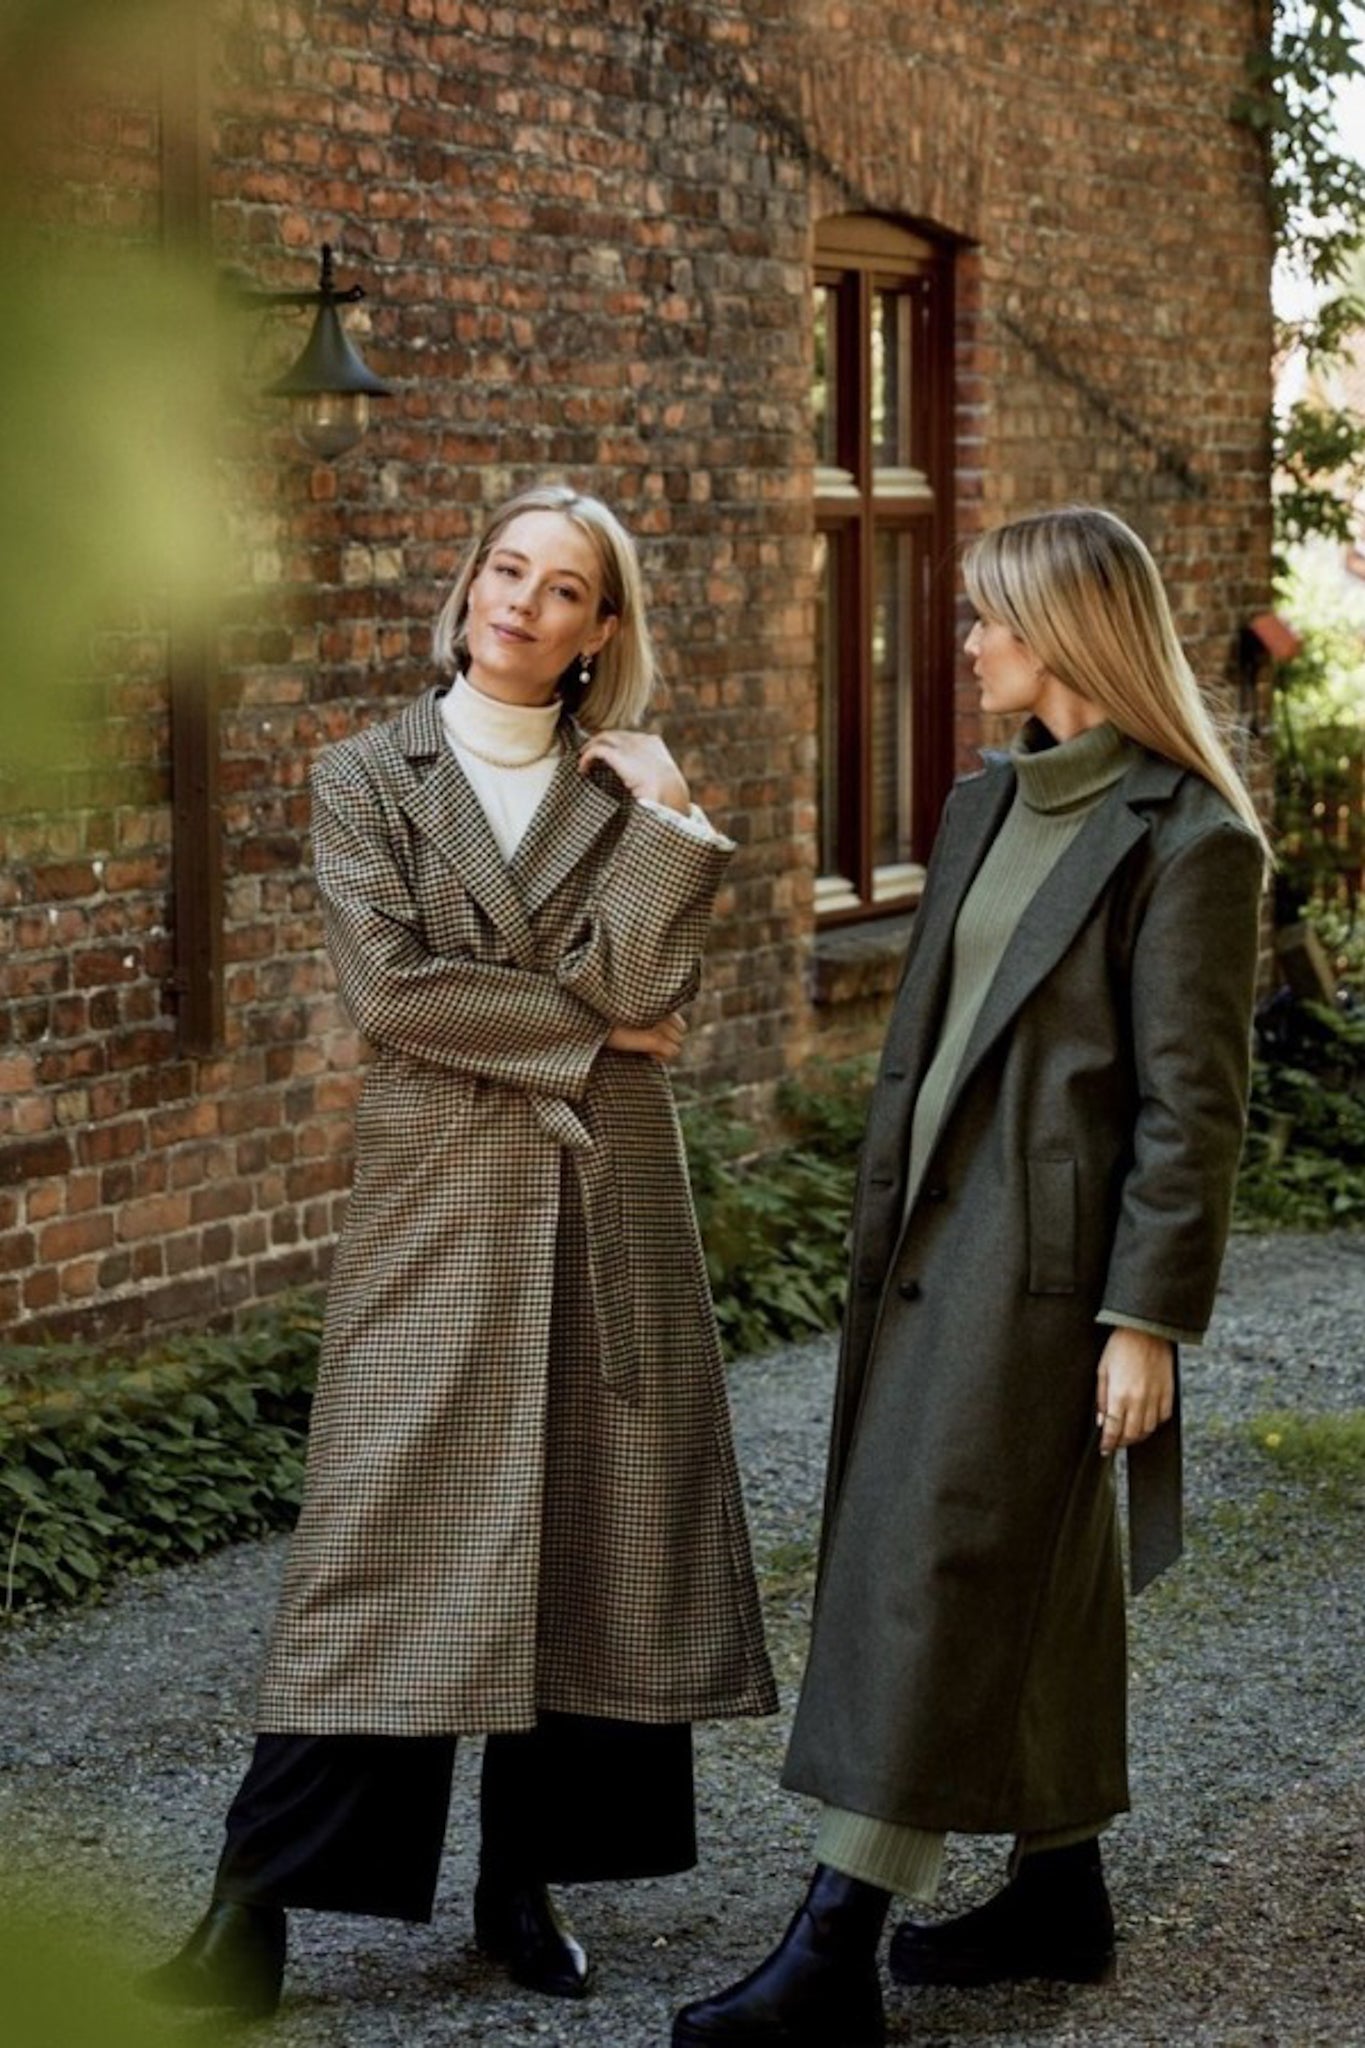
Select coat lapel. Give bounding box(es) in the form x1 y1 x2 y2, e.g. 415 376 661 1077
510 726 622 919
393 687 538 967
933 748 1185 1135
883 764 1015 1100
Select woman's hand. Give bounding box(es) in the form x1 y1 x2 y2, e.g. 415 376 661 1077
1095 1327 1175 1457
579 730 690 815
604 1012 688 1062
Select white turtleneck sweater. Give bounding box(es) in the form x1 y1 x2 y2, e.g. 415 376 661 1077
439 673 725 860
439 673 563 860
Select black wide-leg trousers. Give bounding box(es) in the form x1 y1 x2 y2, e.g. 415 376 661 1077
213 1714 696 1923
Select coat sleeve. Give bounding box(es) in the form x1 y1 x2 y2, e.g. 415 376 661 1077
1101 820 1264 1337
554 799 735 1028
312 756 609 1098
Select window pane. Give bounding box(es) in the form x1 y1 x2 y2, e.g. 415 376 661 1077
871 288 910 469
814 529 843 877
906 281 928 473
813 284 838 467
870 528 916 870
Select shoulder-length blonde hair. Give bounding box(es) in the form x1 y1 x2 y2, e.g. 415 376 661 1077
963 505 1271 856
431 483 657 731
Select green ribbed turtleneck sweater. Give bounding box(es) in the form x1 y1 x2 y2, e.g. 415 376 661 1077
903 718 1138 1217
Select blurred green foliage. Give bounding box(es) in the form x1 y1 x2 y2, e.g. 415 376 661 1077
0 1892 232 2048
0 0 223 786
0 245 224 774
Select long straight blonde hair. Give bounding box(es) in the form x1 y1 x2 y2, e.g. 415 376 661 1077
432 483 657 731
963 505 1271 857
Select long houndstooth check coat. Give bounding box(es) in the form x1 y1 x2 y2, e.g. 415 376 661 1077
256 685 777 1737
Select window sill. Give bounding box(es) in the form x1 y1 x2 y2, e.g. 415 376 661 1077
810 909 918 1007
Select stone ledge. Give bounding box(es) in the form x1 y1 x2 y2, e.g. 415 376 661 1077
809 910 918 1007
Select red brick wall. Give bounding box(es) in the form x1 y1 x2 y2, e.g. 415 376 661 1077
0 0 1274 1343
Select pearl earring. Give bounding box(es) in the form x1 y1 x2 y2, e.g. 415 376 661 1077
578 654 592 689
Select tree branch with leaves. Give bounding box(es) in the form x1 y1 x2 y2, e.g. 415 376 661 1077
1239 0 1365 547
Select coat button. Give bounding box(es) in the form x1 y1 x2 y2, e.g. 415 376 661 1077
884 1065 907 1081
869 1170 896 1189
897 1278 921 1301
925 1183 948 1203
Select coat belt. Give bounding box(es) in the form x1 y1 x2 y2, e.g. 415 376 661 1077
530 1096 637 1398
1126 1361 1182 1594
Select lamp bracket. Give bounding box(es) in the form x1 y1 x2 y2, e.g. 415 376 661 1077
222 242 366 311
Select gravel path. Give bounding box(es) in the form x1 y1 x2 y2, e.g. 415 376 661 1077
3 1231 1364 2046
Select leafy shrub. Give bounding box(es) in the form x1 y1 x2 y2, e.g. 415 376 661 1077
1235 994 1365 1227
1298 895 1365 987
1275 711 1365 921
1273 545 1365 925
0 1296 322 1613
682 1059 875 1358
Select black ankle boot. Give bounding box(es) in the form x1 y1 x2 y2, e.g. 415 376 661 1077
672 1864 889 2047
473 1870 592 1999
138 1899 287 2018
888 1836 1115 1987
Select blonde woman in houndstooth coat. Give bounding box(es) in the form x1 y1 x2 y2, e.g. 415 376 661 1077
143 484 777 2023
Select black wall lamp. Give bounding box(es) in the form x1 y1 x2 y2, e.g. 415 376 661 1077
234 242 390 459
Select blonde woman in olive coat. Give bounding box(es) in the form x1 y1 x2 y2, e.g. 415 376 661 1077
675 507 1268 2048
144 485 775 2025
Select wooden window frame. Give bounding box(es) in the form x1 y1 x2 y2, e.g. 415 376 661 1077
814 215 955 925
163 29 224 1052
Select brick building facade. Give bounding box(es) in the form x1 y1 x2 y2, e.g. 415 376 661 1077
0 0 1275 1345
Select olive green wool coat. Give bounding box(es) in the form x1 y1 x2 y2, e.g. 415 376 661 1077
257 686 776 1738
782 742 1262 1835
